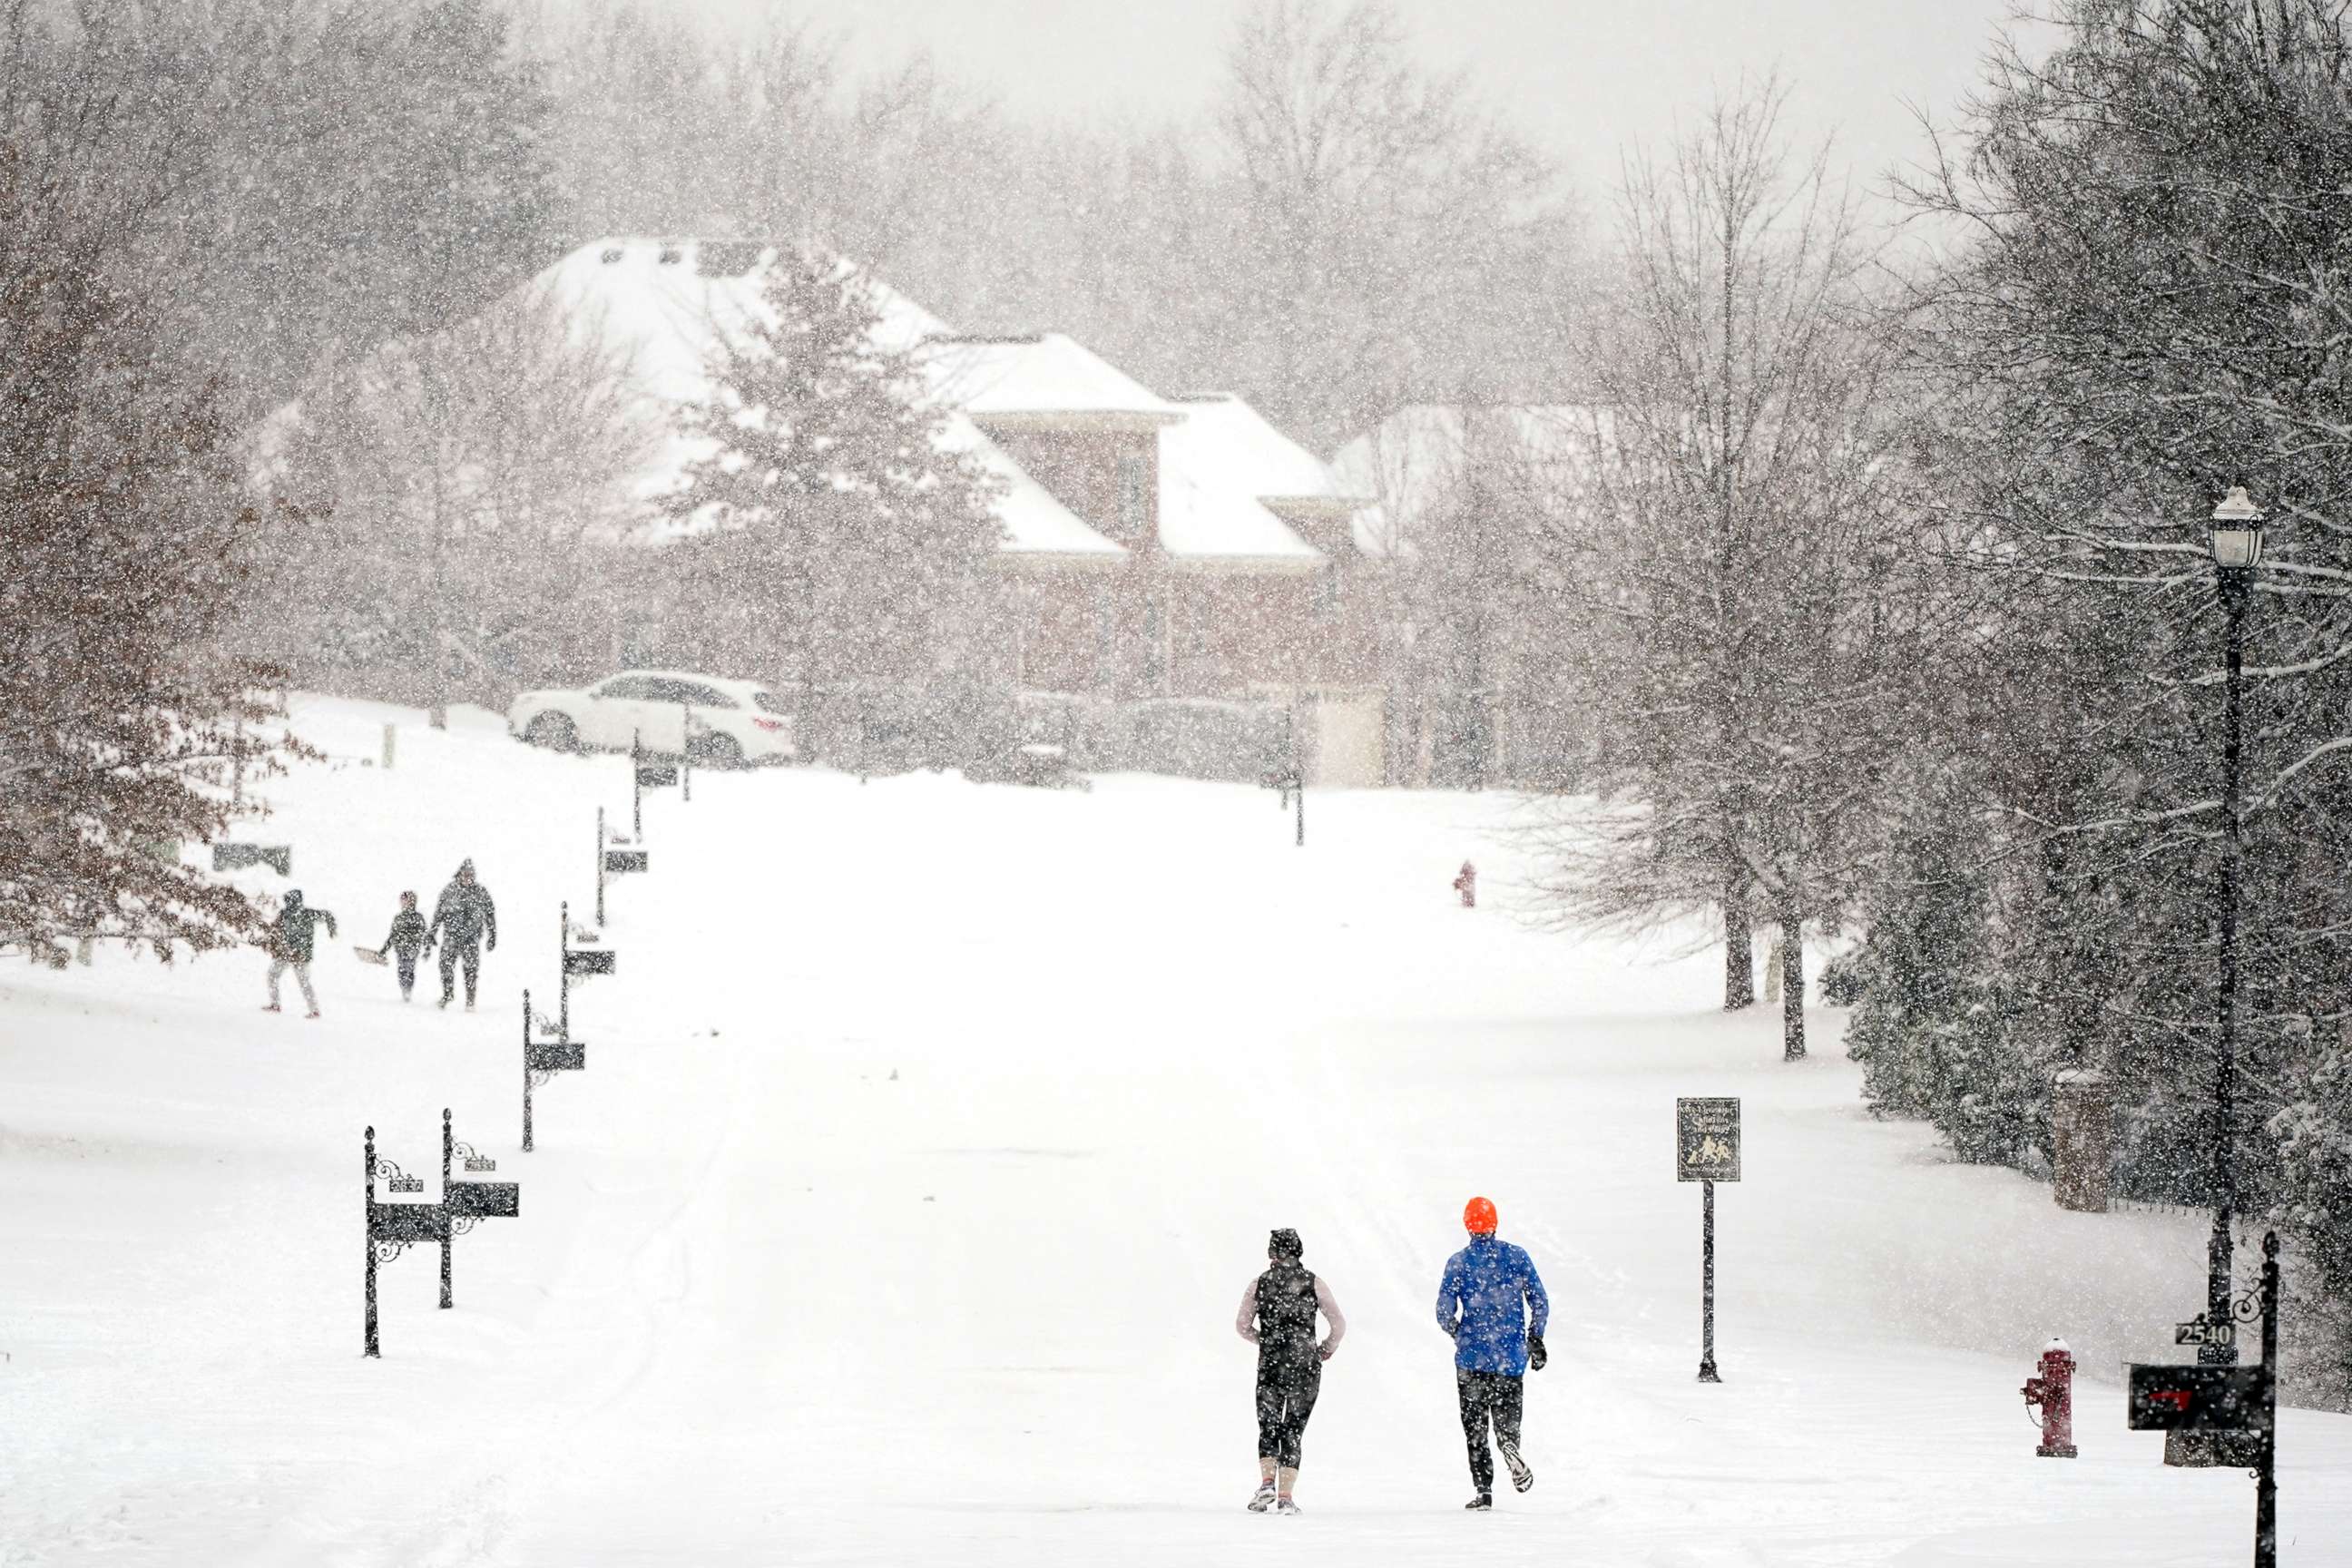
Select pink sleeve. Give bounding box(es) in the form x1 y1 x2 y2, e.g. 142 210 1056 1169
1316 1277 1347 1352
1236 1280 1259 1344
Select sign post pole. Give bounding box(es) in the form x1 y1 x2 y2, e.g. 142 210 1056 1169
560 900 571 1043
1700 1177 1720 1383
683 707 694 804
364 1126 379 1358
2258 1231 2281 1568
439 1109 455 1309
523 992 536 1152
632 730 643 838
1677 1096 1740 1384
596 807 606 927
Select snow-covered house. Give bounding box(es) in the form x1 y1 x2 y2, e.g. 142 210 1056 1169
522 239 1387 783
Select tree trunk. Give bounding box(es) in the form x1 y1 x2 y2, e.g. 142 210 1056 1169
1723 875 1755 1011
1780 906 1806 1062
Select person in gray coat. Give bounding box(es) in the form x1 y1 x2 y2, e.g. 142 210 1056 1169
428 859 497 1010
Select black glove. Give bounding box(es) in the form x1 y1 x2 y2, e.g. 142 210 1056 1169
1527 1333 1547 1372
486 935 496 952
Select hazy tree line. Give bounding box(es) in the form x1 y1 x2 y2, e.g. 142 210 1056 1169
1509 4 2352 1397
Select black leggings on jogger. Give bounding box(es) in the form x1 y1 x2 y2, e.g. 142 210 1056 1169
1255 1355 1321 1469
1457 1369 1525 1492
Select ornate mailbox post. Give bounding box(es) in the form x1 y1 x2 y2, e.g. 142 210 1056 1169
439 1108 518 1309
2131 1232 2286 1568
521 988 586 1152
557 899 615 1044
632 730 677 839
595 807 650 926
363 1114 520 1357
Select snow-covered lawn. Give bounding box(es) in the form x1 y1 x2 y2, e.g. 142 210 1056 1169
4 694 2346 1565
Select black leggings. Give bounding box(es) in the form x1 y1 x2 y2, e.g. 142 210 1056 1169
1255 1356 1321 1469
439 940 481 1002
1456 1369 1525 1492
396 952 417 993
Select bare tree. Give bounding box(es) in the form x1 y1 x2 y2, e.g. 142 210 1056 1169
262 282 659 712
1531 79 1934 1053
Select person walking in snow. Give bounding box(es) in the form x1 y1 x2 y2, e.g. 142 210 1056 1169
262 889 338 1019
376 891 432 1003
427 859 497 1010
1436 1195 1549 1510
1236 1227 1345 1515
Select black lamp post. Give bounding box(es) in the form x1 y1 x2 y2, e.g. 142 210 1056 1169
2203 484 2264 1367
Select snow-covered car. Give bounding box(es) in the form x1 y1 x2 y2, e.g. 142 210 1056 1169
507 671 796 767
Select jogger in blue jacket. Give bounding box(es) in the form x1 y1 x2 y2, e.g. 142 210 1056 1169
1436 1195 1549 1508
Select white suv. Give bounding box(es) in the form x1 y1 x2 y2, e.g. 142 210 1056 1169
508 671 797 767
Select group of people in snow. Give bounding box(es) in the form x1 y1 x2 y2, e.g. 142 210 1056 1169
260 859 498 1017
1235 1195 1549 1514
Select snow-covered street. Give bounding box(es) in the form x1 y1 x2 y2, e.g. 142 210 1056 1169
3 697 2345 1565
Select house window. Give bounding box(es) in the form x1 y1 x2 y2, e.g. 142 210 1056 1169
1093 583 1116 691
1143 594 1166 692
1117 456 1146 538
1314 567 1341 619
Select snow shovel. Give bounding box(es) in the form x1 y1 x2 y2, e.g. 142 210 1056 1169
353 946 388 966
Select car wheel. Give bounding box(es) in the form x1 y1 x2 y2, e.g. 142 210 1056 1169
689 731 744 769
525 712 578 752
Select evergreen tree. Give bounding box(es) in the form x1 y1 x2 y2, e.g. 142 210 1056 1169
664 250 1004 715
0 138 282 961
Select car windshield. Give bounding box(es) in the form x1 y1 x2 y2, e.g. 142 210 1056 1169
753 691 790 715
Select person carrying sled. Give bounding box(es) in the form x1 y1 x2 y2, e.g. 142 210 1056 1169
376 891 432 1003
1235 1227 1346 1515
1436 1195 1549 1510
427 858 497 1010
262 889 338 1019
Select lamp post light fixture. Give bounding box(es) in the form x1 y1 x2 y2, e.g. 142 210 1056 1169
2171 485 2266 1468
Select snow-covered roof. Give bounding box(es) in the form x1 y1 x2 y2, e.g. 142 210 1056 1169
1154 393 1369 568
926 334 1187 426
1330 404 1592 559
530 240 1122 560
1171 394 1367 510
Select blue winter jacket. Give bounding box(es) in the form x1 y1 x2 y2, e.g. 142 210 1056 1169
1436 1235 1550 1376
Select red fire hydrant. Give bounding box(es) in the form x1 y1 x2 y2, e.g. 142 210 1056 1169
1453 861 1476 908
2022 1338 2078 1458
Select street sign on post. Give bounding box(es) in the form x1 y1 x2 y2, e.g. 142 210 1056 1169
604 848 648 875
1676 1096 1740 1384
1677 1097 1742 1181
213 843 292 876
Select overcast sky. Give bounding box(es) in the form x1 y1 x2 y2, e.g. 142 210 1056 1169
645 0 2037 201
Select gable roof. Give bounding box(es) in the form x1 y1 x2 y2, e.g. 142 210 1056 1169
926 334 1187 427
1155 393 1370 568
530 240 1122 560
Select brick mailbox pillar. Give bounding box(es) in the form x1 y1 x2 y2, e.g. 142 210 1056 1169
2053 1068 2112 1214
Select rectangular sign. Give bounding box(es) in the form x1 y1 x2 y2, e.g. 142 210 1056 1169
603 849 649 875
212 843 292 876
636 766 679 789
2126 1363 2271 1432
563 948 615 976
368 1202 446 1244
2176 1318 2237 1349
528 1040 586 1072
446 1181 520 1220
1676 1097 1741 1182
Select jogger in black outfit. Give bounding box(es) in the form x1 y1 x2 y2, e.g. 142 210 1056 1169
1235 1228 1346 1515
